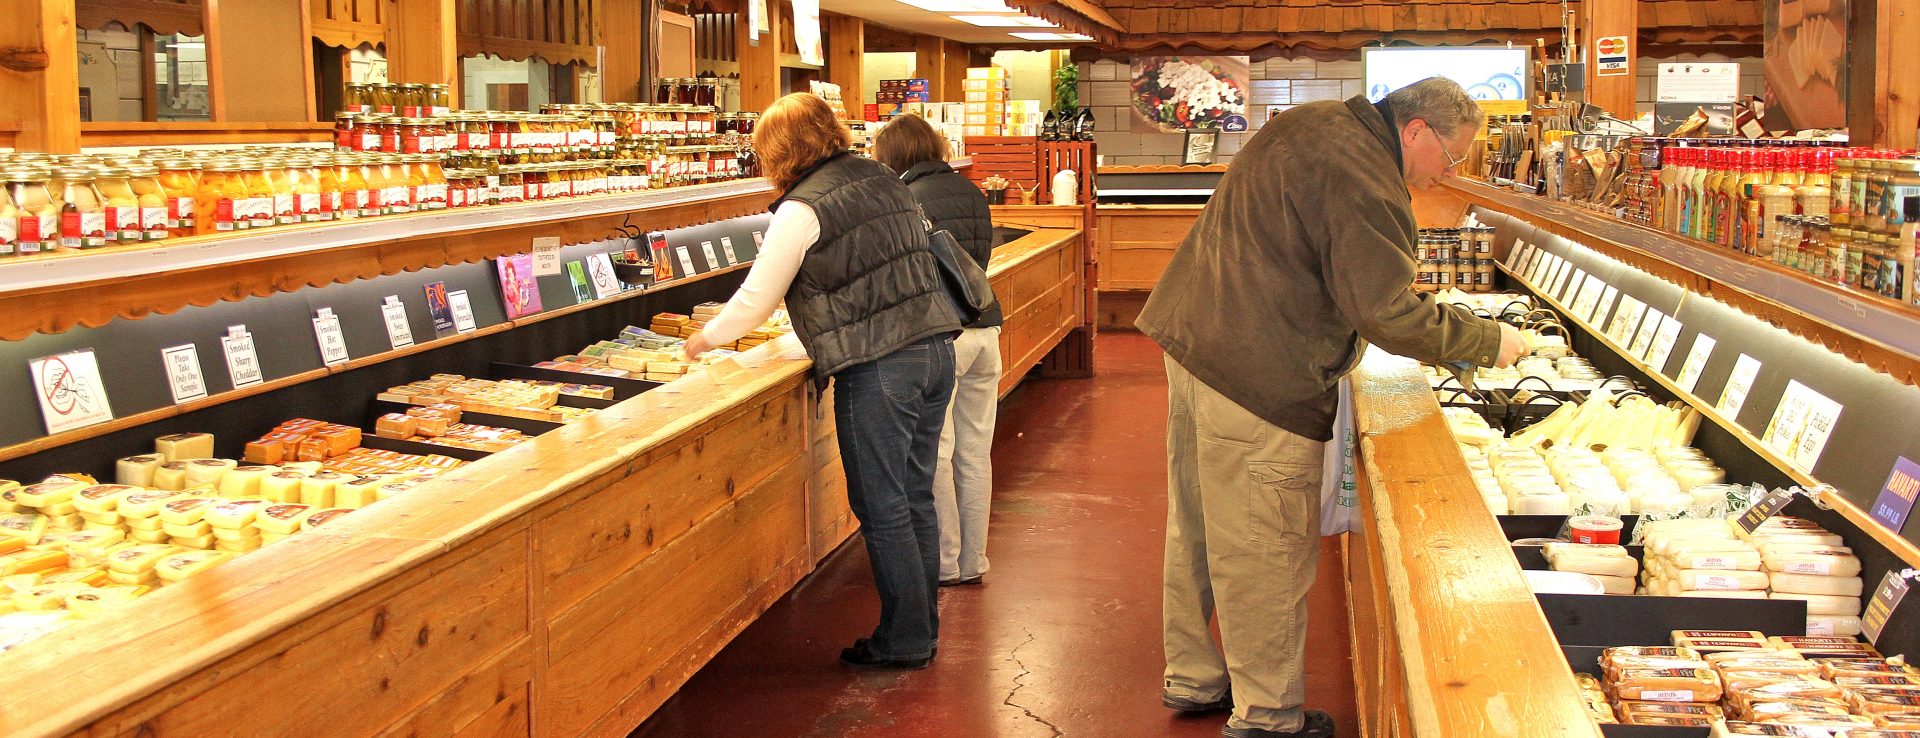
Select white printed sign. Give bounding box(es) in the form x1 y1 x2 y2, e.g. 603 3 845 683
720 236 740 265
161 344 208 404
222 325 264 388
29 350 114 435
532 237 563 276
1647 318 1684 371
1717 354 1764 416
381 296 415 349
448 290 478 333
1608 296 1647 343
699 240 720 268
313 308 350 366
1676 334 1717 392
1629 308 1665 359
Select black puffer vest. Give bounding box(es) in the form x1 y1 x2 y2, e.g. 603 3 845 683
900 161 1002 328
778 152 964 378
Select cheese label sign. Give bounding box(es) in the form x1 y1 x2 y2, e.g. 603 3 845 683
1736 487 1796 534
1647 317 1683 370
312 308 349 366
1676 334 1717 391
447 290 478 333
699 240 720 268
1629 309 1665 359
1872 457 1920 532
161 344 208 404
1862 569 1914 645
381 296 415 350
674 245 698 277
1717 354 1763 416
531 237 563 276
221 327 264 389
29 350 114 435
720 236 739 265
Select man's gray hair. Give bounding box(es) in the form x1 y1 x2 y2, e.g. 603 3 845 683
1384 77 1486 139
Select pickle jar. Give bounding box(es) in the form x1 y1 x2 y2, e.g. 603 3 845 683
426 83 452 116
4 169 59 255
51 167 107 249
344 83 372 114
155 159 199 236
124 164 170 241
396 83 423 117
371 83 398 114
93 166 143 243
497 169 526 204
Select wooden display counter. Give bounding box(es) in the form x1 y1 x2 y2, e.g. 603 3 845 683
0 219 1090 738
1344 349 1605 737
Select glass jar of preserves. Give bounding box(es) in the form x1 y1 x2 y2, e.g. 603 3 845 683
345 83 371 114
656 78 675 104
93 167 142 243
234 160 275 230
379 116 403 155
397 83 424 117
5 169 58 255
52 167 107 249
399 118 427 154
1863 232 1890 293
371 83 398 114
124 164 170 241
427 83 452 116
373 156 412 214
259 160 298 226
497 169 526 204
0 182 17 256
283 158 324 223
155 160 199 236
407 155 448 210
338 155 376 219
675 78 698 106
334 112 358 149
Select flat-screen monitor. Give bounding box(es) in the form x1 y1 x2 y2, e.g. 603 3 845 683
1363 47 1530 108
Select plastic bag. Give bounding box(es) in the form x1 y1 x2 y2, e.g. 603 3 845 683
1321 377 1358 535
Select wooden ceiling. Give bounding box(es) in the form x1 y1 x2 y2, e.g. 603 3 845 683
1009 0 1760 58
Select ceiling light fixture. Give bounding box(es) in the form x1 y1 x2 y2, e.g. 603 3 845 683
1009 31 1090 41
950 14 1056 27
897 0 1017 12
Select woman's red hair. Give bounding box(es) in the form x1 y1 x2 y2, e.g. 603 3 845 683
754 93 853 191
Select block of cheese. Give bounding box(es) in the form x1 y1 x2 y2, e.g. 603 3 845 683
1874 714 1920 729
154 433 214 462
0 513 49 546
1817 659 1916 679
1673 569 1770 590
1848 688 1920 715
170 532 215 549
105 568 157 586
73 485 138 515
216 466 276 497
374 413 417 440
117 490 185 519
1611 667 1723 702
105 544 178 574
181 458 237 489
1670 549 1762 571
300 473 346 508
161 520 212 539
1771 592 1864 616
255 504 313 535
243 437 288 465
301 508 352 531
1750 531 1846 548
61 528 124 554
127 528 170 544
12 582 91 611
65 585 147 617
334 476 386 508
0 550 66 576
1770 572 1864 597
157 497 217 526
153 550 232 582
255 472 303 503
14 480 82 508
150 462 191 491
115 455 164 487
1715 660 1822 679
1765 551 1863 578
1769 636 1879 656
1615 701 1722 725
1677 638 1771 654
1591 575 1636 594
1673 629 1765 643
205 499 267 529
280 461 324 476
413 414 452 437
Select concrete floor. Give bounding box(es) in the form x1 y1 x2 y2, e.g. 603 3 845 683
632 332 1358 738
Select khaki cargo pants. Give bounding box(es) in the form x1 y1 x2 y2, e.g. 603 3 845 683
1162 356 1324 734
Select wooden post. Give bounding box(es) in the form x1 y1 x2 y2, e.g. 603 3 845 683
1852 0 1920 148
0 0 83 152
942 39 969 103
736 5 782 112
1578 0 1636 117
916 34 945 101
602 0 645 102
388 0 459 100
208 0 316 121
824 12 862 109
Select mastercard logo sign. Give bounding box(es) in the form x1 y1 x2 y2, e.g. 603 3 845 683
1597 37 1628 55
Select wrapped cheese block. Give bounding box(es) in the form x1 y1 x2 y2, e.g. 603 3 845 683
1611 667 1723 702
216 466 276 498
300 473 347 508
105 544 178 574
1873 712 1920 728
161 521 212 539
153 550 232 583
334 476 387 508
1852 688 1920 715
1770 572 1865 597
1671 548 1762 571
1769 636 1879 657
255 504 314 536
1673 569 1770 591
115 455 164 487
1592 575 1636 594
105 569 157 586
170 532 216 550
1768 592 1863 616
374 413 417 440
0 550 66 576
150 462 191 491
157 497 217 526
1512 493 1573 515
73 485 137 515
14 481 82 508
258 472 305 504
39 569 107 587
181 458 237 489
1766 550 1863 578
1818 658 1919 680
1615 700 1723 723
1673 629 1764 642
0 514 48 546
65 585 147 618
117 490 185 519
1674 589 1770 599
301 508 353 531
280 461 324 476
13 582 90 611
205 499 267 529
154 432 214 462
1677 638 1772 654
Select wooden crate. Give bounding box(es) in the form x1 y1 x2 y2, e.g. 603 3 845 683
964 136 1042 190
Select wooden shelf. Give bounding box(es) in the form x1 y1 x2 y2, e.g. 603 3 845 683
1450 178 1920 386
0 179 776 341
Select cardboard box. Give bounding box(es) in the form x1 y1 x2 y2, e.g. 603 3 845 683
963 90 1010 103
963 125 1004 137
962 78 1009 92
964 101 1009 115
967 67 1010 80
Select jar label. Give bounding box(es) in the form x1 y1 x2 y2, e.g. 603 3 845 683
111 205 141 238
425 184 448 207
432 106 450 117
449 187 466 208
296 193 322 221
361 133 380 151
274 194 296 224
382 186 412 213
499 184 524 203
403 135 424 154
0 217 16 251
170 197 195 228
141 207 167 238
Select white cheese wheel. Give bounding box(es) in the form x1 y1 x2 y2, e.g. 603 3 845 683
1768 572 1864 597
1769 592 1862 616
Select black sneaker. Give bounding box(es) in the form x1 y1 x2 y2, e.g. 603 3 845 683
1163 692 1232 713
939 575 984 587
839 639 932 670
1221 710 1335 738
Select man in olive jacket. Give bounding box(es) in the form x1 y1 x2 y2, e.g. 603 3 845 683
1137 77 1525 738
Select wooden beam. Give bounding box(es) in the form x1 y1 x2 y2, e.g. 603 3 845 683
1861 0 1920 148
1579 0 1636 116
824 12 862 111
601 0 647 101
0 0 83 152
736 7 781 111
388 0 459 99
942 39 968 104
916 34 944 101
207 0 314 121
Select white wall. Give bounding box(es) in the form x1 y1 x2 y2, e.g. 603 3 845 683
990 50 1058 107
461 54 554 111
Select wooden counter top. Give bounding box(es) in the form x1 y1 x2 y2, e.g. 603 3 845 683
989 226 1079 275
1348 349 1603 738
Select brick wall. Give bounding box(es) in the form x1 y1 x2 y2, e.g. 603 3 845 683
1080 57 1366 166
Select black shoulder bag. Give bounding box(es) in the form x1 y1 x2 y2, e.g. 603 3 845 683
917 207 999 325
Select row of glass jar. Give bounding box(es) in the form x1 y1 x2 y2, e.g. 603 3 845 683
336 114 621 162
1767 215 1916 302
1 157 194 255
342 82 454 117
652 78 718 107
539 104 726 137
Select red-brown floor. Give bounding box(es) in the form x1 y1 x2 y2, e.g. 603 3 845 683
632 332 1357 738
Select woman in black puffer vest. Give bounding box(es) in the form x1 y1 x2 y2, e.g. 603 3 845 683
686 93 963 669
875 115 1003 589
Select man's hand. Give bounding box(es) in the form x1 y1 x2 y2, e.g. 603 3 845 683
1495 323 1528 368
682 333 713 362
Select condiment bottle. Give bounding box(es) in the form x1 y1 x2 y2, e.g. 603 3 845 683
1830 226 1854 285
1796 149 1833 219
1694 149 1723 241
54 167 108 249
125 164 170 241
1832 154 1857 226
94 166 142 243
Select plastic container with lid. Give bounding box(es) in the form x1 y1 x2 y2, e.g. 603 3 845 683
53 167 108 249
124 164 170 241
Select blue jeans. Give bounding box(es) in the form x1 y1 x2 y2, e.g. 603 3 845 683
833 334 957 660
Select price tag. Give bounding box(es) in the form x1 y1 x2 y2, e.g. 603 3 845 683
221 326 264 388
675 245 697 277
1792 393 1843 472
1717 354 1763 416
1676 334 1717 392
28 349 114 435
1862 569 1917 645
751 230 765 248
160 344 208 404
1646 318 1684 371
699 240 720 268
448 290 478 333
720 236 740 265
1629 309 1664 358
1736 487 1797 534
380 295 415 349
1872 457 1920 532
1608 296 1647 342
531 236 563 276
312 308 350 366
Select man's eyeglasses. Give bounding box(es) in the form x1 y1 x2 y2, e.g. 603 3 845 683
1423 122 1469 170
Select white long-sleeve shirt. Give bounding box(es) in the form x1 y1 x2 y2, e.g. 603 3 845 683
700 200 819 346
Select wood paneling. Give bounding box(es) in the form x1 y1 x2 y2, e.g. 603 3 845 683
208 0 315 122
1094 207 1197 291
76 0 204 36
988 228 1085 397
1582 0 1638 116
455 0 601 64
392 0 459 93
0 0 83 153
735 3 780 111
659 9 696 79
602 0 646 101
309 0 385 48
824 12 862 107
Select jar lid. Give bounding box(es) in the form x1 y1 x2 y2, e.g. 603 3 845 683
0 168 51 180
54 166 99 179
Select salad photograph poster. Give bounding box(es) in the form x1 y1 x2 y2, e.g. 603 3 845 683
1131 56 1251 133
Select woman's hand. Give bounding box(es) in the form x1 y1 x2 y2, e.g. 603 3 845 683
682 333 712 361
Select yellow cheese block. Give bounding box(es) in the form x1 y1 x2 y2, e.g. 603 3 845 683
157 497 217 526
128 528 171 544
1771 592 1864 616
0 549 68 576
154 432 214 462
0 480 20 513
118 490 185 519
255 504 314 535
260 531 289 546
39 501 78 517
217 466 277 497
300 473 347 508
105 544 178 574
170 533 216 549
205 499 268 530
66 585 147 617
114 455 164 487
105 569 158 586
150 461 191 491
213 539 261 554
161 519 213 538
259 472 306 504
43 513 81 531
13 582 91 611
280 461 324 476
39 569 108 587
154 550 232 583
73 485 139 515
334 477 387 509
78 510 123 527
14 480 82 508
123 513 163 532
0 513 49 545
60 529 125 556
301 508 353 531
181 458 237 489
